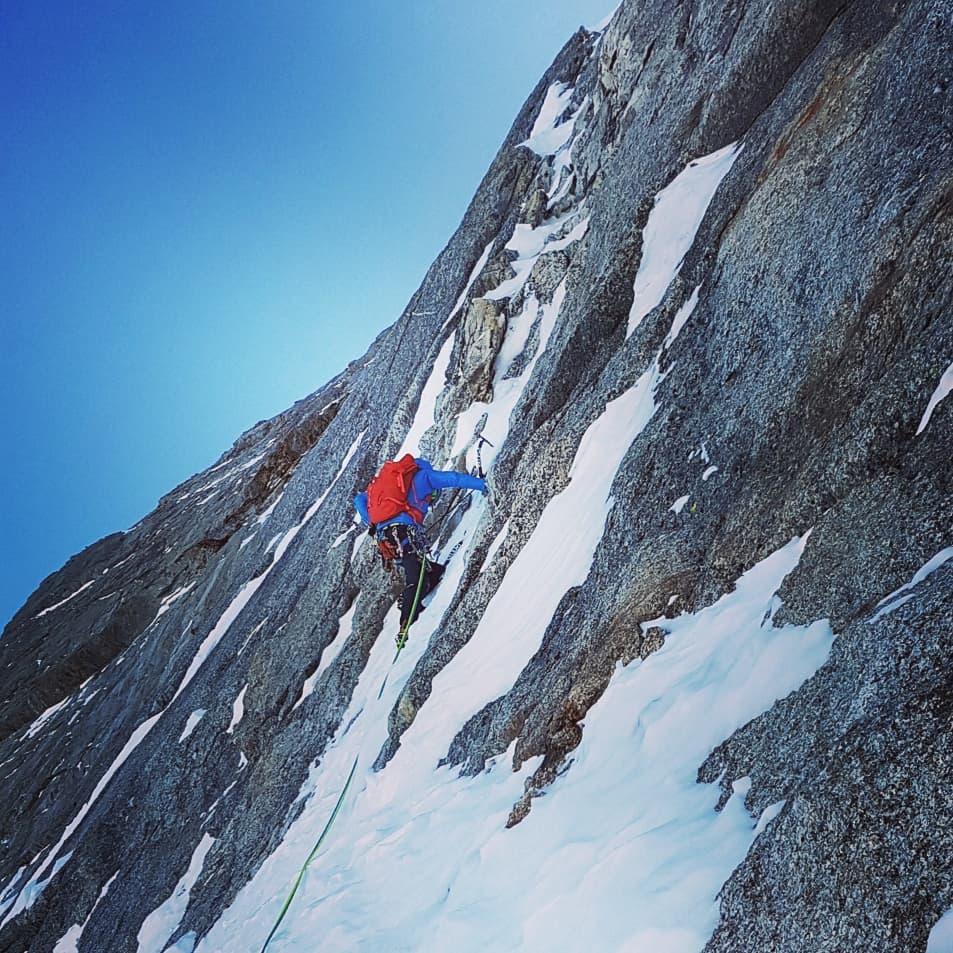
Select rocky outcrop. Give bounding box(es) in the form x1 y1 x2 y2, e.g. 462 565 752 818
0 381 348 747
0 2 950 952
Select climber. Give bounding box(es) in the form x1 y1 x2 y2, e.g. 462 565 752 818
354 455 486 638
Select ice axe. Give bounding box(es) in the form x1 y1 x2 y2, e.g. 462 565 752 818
475 433 493 479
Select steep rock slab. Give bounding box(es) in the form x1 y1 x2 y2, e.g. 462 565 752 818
0 2 950 952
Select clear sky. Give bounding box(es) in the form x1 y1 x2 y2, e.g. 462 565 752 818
0 1 616 629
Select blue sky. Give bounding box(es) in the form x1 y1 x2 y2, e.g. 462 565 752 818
0 1 615 628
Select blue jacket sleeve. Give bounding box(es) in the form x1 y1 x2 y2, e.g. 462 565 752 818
425 469 486 494
354 492 370 524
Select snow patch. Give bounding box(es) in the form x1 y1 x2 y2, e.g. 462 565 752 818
0 854 71 926
35 580 96 619
179 710 206 742
628 143 742 338
172 582 262 707
256 490 285 526
152 583 196 625
754 799 786 836
23 695 72 739
330 526 357 550
238 617 269 656
522 81 576 156
485 213 588 302
928 906 953 953
398 333 456 458
271 430 366 565
294 603 358 711
442 240 496 332
452 282 567 467
226 686 247 734
52 872 119 953
0 866 26 919
480 520 510 573
664 285 702 350
136 835 214 953
868 545 953 623
444 359 665 733
916 360 953 435
494 296 538 380
670 494 691 514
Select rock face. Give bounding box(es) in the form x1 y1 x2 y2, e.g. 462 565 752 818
1 2 950 952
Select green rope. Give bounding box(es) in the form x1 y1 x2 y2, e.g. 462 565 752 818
261 556 429 950
259 753 360 952
377 556 428 700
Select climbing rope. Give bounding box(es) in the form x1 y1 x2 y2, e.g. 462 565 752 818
260 442 494 949
377 555 428 700
260 555 429 952
258 754 360 953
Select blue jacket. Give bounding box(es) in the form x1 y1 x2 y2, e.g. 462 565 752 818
354 458 486 528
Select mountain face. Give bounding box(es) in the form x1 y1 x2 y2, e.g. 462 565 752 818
2 1 951 951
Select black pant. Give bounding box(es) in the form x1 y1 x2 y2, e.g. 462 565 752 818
395 526 445 628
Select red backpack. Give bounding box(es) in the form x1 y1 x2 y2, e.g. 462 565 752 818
366 454 424 525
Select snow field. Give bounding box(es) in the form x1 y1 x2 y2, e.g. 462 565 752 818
199 523 832 952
